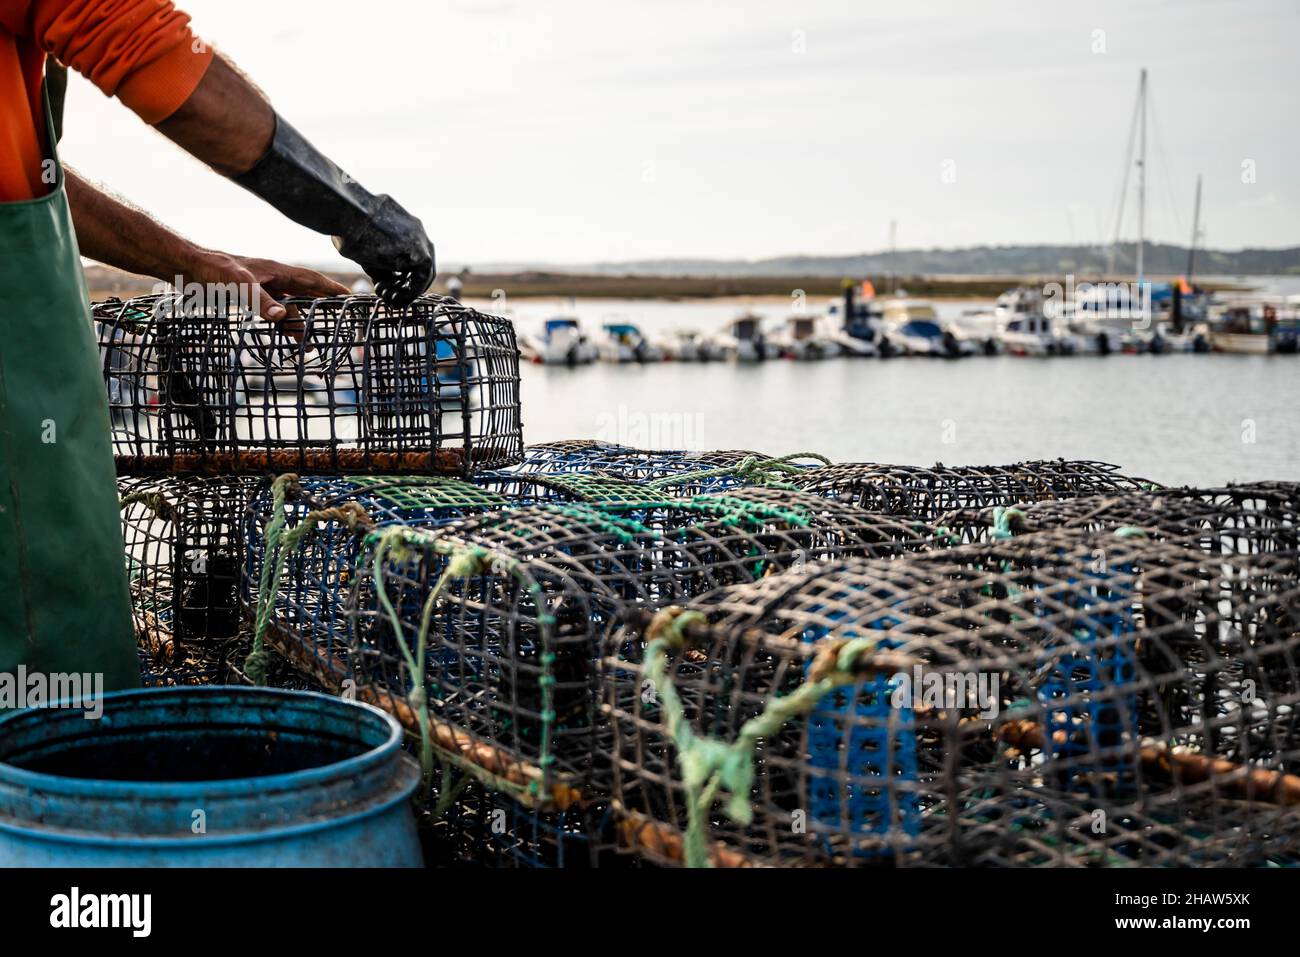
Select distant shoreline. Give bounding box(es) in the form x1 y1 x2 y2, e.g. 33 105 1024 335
84 265 1252 304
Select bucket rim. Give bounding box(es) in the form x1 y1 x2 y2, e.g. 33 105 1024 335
0 686 406 800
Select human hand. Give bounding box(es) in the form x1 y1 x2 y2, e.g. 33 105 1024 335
179 248 349 337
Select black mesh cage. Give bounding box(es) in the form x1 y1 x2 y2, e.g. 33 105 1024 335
602 529 1300 868
505 440 824 494
343 493 943 805
240 471 685 690
242 474 517 687
795 460 1159 528
969 483 1300 572
418 767 637 869
120 475 258 654
96 293 522 476
118 475 322 689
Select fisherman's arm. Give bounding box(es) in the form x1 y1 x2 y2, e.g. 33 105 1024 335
16 0 434 303
65 168 348 319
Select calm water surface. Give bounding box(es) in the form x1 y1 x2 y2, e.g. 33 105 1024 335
474 296 1300 487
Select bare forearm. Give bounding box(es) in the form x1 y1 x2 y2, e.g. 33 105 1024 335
65 169 200 282
155 54 276 177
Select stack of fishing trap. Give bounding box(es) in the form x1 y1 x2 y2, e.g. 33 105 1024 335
602 527 1300 867
342 490 946 810
101 303 1300 871
103 292 523 688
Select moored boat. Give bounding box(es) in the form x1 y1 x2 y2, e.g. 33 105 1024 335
597 321 663 363
882 298 976 357
715 313 777 362
771 314 840 359
519 316 599 366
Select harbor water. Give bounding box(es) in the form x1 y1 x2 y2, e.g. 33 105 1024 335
490 293 1300 488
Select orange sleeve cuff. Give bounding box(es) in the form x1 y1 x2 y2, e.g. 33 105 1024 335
114 36 213 124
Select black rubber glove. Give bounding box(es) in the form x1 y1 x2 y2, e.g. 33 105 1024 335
233 115 435 306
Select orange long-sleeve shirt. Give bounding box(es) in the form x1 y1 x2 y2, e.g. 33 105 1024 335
0 0 213 200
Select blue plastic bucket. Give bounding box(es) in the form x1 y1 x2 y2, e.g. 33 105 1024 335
0 686 422 867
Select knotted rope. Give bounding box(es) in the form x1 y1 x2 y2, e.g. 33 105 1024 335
640 606 887 868
118 489 178 523
646 451 831 492
989 505 1027 540
367 527 498 786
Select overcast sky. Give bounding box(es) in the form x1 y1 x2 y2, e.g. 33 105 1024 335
60 0 1298 269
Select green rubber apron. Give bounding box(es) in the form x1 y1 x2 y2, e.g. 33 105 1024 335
0 83 138 700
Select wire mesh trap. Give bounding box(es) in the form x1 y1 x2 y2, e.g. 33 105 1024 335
344 492 944 807
601 529 1300 868
794 460 1159 530
240 470 680 689
966 483 1300 574
476 470 665 507
120 475 262 666
96 293 522 476
418 768 637 869
507 440 824 494
241 474 517 687
594 486 948 567
136 629 326 692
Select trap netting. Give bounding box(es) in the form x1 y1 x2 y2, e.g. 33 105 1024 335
96 293 522 476
119 475 321 689
241 474 512 688
963 483 1300 573
507 439 827 494
240 471 679 688
419 768 636 869
795 460 1159 530
602 529 1300 868
135 631 328 690
120 475 257 657
345 493 945 806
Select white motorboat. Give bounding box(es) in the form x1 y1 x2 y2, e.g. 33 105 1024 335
519 316 599 366
662 329 721 362
826 292 882 357
771 314 840 359
597 321 663 363
1210 299 1299 354
999 312 1087 356
715 313 777 362
949 307 1003 355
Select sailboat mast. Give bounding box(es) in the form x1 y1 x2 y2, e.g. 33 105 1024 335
1135 68 1147 286
1187 173 1202 280
888 219 897 295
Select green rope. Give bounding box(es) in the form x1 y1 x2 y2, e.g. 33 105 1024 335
247 473 373 686
1113 525 1148 539
363 527 561 793
369 528 490 786
646 451 831 492
687 493 812 531
989 506 1026 540
640 607 883 868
